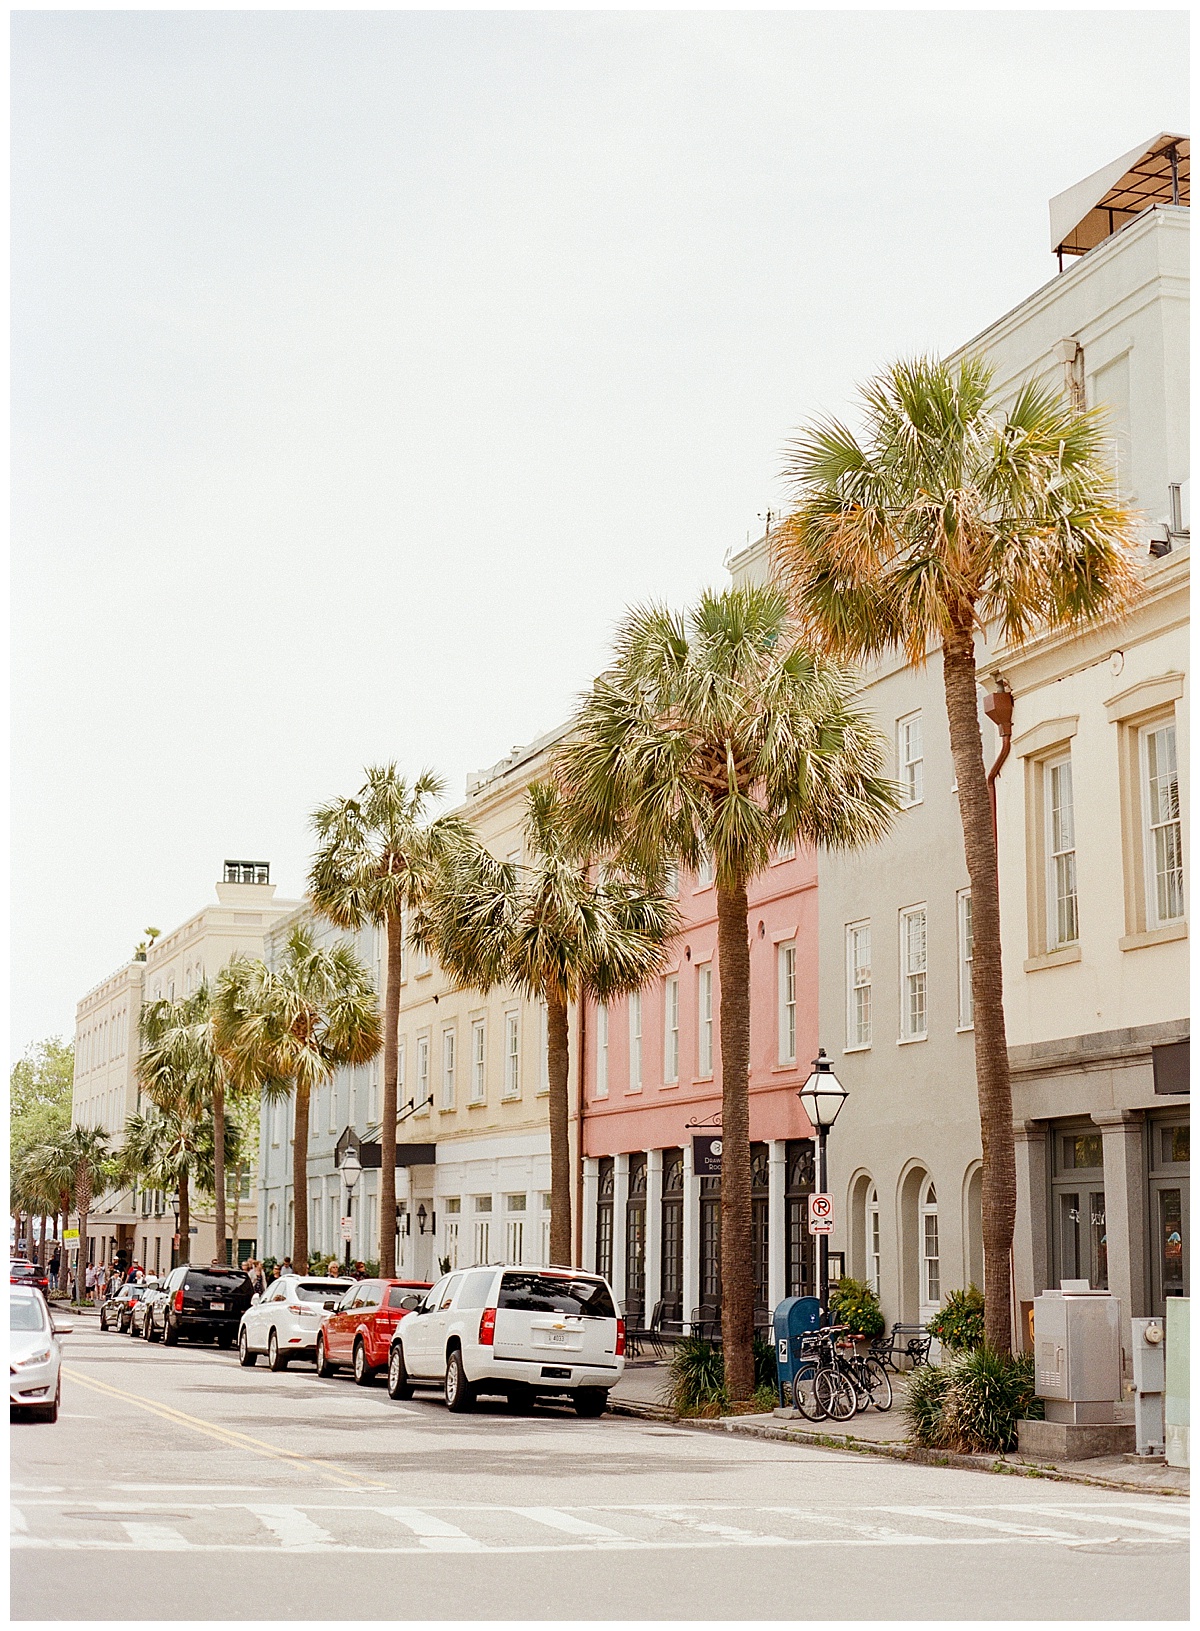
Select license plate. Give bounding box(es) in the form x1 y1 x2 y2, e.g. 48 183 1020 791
209 1301 225 1312
547 1331 567 1344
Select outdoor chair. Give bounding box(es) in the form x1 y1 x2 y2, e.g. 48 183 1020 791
869 1321 932 1373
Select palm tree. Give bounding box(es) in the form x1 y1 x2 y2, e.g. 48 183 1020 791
557 585 898 1398
138 988 225 1258
308 766 467 1275
415 780 679 1266
61 1125 113 1301
118 1105 240 1261
34 1128 77 1292
775 354 1139 1352
214 921 382 1270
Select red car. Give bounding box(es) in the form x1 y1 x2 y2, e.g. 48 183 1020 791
10 1261 49 1295
315 1278 431 1386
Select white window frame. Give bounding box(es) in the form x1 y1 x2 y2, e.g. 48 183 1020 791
844 921 871 1051
503 1012 520 1099
898 712 924 807
773 836 797 863
664 862 679 899
697 964 713 1078
628 992 643 1091
957 889 974 1030
777 941 797 1065
920 1178 941 1309
470 1019 486 1104
1045 753 1079 949
1141 720 1185 928
663 975 679 1084
416 1035 430 1114
899 905 927 1042
595 1005 609 1098
696 852 714 890
440 1028 456 1111
867 1184 881 1297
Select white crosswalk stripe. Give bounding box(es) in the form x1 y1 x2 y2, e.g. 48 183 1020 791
1012 1505 1190 1538
872 1506 1080 1540
120 1523 191 1550
246 1505 337 1550
512 1506 624 1538
380 1506 485 1551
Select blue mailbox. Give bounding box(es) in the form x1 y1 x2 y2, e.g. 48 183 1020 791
773 1296 822 1407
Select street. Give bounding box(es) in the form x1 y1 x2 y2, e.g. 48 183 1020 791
10 1319 1189 1621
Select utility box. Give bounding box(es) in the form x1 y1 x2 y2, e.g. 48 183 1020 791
1033 1287 1121 1424
1165 1296 1190 1469
1130 1316 1166 1457
772 1296 821 1409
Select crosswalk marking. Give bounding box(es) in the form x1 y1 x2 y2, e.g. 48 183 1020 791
873 1507 1080 1540
765 1507 907 1541
120 1522 191 1550
1018 1506 1189 1539
513 1506 624 1538
647 1507 789 1544
10 1507 27 1534
381 1507 485 1551
246 1505 337 1549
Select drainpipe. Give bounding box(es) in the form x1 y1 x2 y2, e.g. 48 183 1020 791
574 996 587 1271
983 686 1014 845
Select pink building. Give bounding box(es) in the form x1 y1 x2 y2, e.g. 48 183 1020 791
580 845 821 1332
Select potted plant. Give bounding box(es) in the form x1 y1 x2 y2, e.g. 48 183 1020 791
829 1276 885 1350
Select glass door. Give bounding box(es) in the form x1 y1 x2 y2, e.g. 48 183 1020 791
1051 1124 1107 1290
1149 1118 1189 1313
625 1154 646 1325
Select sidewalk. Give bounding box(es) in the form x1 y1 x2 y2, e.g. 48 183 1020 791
609 1360 1189 1498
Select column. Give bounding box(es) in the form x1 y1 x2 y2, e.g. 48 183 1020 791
1013 1121 1049 1327
682 1140 700 1332
1093 1109 1147 1360
612 1154 630 1305
581 1158 599 1275
645 1149 663 1314
768 1139 787 1313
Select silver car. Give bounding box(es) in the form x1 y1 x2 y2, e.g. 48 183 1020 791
10 1288 72 1423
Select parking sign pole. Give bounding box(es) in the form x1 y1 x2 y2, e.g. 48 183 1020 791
818 1127 828 1324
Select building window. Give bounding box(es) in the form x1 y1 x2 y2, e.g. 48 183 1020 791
539 1192 552 1264
663 976 679 1084
628 992 642 1091
898 713 924 806
920 1180 940 1308
866 1185 881 1297
470 1020 486 1104
845 922 871 1050
957 890 974 1029
773 837 797 863
785 1140 815 1299
1046 755 1079 949
778 942 797 1065
416 1037 430 1114
595 1005 609 1098
440 1029 456 1111
443 1218 459 1269
596 1159 614 1282
664 862 679 899
660 1149 684 1322
697 964 713 1078
1142 722 1184 927
696 852 714 889
899 906 927 1041
1051 1124 1108 1291
503 1013 520 1098
625 1154 647 1324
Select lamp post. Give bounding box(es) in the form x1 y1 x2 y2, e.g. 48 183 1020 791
797 1049 849 1325
340 1149 362 1271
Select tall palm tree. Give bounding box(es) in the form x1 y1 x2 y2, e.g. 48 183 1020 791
776 354 1139 1352
308 766 467 1275
118 1104 240 1258
34 1128 77 1292
415 780 679 1266
557 585 898 1398
214 921 382 1270
138 988 224 1257
61 1125 113 1301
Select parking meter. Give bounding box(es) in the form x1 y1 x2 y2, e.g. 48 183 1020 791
773 1297 821 1407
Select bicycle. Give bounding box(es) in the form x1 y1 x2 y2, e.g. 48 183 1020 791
790 1327 857 1422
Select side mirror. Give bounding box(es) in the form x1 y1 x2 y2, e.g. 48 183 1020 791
250 1292 261 1305
52 1320 74 1336
400 1294 423 1311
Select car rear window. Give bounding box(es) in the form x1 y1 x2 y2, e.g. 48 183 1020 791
497 1272 616 1319
297 1281 351 1302
185 1273 252 1297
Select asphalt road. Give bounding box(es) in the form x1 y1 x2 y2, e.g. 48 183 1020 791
11 1317 1190 1622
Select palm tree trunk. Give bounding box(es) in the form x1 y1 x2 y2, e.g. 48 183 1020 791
379 911 403 1276
58 1200 69 1291
177 1173 190 1262
212 1078 227 1265
74 1165 94 1302
291 1080 310 1269
943 632 1015 1354
547 993 572 1266
717 877 755 1401
38 1212 47 1267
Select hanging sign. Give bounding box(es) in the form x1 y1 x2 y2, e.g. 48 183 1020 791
692 1135 723 1177
808 1192 835 1235
63 1228 79 1245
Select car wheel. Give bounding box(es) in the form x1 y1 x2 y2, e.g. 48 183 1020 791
353 1339 376 1386
444 1348 474 1413
99 1310 109 1332
387 1344 413 1400
217 1331 235 1350
315 1333 336 1378
38 1378 61 1424
162 1316 180 1347
145 1312 160 1343
573 1390 608 1418
238 1327 257 1367
268 1330 289 1372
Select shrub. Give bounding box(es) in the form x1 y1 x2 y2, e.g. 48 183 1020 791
830 1276 885 1339
904 1346 1043 1454
663 1332 779 1415
926 1285 985 1352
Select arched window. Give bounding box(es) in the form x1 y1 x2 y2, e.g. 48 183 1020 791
866 1185 881 1297
920 1179 940 1312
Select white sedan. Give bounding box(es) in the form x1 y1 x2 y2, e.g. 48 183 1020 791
237 1275 352 1371
10 1288 72 1422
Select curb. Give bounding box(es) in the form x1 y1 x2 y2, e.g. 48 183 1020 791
609 1400 1189 1497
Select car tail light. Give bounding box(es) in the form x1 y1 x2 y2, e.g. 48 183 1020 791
173 1288 184 1313
287 1304 304 1314
616 1317 626 1357
478 1307 496 1346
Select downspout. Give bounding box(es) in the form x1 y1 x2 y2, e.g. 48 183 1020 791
574 996 587 1271
983 685 1014 845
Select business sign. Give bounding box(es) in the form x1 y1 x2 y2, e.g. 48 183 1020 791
63 1228 79 1245
692 1135 723 1177
808 1192 834 1235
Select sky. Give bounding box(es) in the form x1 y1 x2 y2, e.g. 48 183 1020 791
11 8 1190 1058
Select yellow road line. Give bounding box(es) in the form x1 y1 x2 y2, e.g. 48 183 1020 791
62 1368 390 1491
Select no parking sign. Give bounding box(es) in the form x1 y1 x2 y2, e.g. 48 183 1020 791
808 1192 834 1235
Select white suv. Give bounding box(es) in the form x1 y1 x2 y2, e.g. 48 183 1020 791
237 1274 352 1370
386 1265 625 1416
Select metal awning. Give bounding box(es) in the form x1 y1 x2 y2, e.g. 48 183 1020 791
1050 133 1189 259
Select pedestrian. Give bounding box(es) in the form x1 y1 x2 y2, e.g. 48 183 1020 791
269 1263 280 1282
280 1256 292 1274
49 1251 60 1283
85 1263 97 1302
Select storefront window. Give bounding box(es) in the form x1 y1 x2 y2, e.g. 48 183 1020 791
661 1149 684 1324
1149 1114 1189 1313
625 1154 647 1325
785 1139 815 1299
1051 1123 1107 1290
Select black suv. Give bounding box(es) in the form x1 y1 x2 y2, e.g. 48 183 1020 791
142 1265 254 1348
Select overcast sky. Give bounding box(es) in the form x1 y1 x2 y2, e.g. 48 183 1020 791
11 8 1189 1058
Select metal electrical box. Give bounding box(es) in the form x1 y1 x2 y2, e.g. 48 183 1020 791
1033 1288 1122 1423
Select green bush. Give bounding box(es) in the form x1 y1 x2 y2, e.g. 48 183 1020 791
926 1285 985 1352
904 1346 1043 1454
829 1276 885 1339
664 1332 778 1416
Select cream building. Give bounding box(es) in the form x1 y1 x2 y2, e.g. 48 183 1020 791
72 862 299 1276
257 728 578 1280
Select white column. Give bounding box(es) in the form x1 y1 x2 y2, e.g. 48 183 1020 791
612 1154 630 1304
768 1139 788 1313
645 1149 662 1314
682 1141 700 1332
581 1158 599 1274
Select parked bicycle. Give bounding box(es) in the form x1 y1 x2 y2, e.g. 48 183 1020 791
790 1323 892 1422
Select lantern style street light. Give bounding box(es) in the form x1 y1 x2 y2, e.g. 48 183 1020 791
340 1148 362 1270
797 1049 849 1323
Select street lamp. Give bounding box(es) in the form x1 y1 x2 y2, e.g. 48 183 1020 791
340 1149 362 1270
797 1048 849 1325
